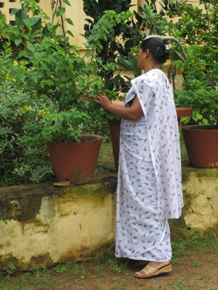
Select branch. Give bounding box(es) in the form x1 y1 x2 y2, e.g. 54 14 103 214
52 0 59 24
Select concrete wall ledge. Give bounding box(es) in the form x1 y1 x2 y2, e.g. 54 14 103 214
0 177 117 272
0 166 218 272
182 164 218 230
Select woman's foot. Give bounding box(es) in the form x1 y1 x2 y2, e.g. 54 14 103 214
134 261 172 279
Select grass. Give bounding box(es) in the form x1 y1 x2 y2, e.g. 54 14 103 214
170 228 218 263
95 141 116 176
0 227 217 290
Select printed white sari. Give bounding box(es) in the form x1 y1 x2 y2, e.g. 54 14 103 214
115 69 183 261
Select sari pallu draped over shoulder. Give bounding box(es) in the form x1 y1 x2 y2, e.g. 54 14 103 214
127 69 183 222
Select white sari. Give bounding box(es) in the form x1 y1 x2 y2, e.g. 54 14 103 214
115 69 183 261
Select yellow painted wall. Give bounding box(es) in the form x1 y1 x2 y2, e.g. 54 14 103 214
0 0 58 25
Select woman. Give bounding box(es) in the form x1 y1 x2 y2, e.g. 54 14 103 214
94 37 183 278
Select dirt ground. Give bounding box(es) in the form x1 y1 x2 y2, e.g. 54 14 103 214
2 245 217 290
53 250 218 290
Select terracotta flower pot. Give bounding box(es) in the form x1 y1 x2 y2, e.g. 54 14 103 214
182 125 218 168
108 119 121 171
47 135 102 182
176 107 193 127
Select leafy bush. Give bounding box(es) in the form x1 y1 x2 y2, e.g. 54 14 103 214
168 0 218 127
0 0 107 185
83 0 172 96
0 48 54 184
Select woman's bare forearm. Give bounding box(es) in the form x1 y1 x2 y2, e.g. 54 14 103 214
94 93 143 121
105 100 143 121
111 100 124 107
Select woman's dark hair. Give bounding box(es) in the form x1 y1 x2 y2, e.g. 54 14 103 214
140 37 170 64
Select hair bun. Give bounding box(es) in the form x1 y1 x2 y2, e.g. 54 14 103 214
140 37 170 64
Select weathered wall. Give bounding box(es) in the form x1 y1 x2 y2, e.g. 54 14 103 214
182 165 218 230
0 166 218 272
0 177 117 272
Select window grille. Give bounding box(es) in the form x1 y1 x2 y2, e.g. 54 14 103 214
0 0 41 25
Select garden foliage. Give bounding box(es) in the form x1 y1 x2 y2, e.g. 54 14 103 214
83 0 174 95
0 47 54 184
1 0 217 185
168 0 218 127
0 0 104 184
82 0 173 121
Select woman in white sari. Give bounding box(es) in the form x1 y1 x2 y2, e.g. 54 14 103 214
94 37 183 278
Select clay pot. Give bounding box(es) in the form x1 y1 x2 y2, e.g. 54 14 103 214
182 125 218 168
176 107 193 127
108 119 121 171
47 135 102 182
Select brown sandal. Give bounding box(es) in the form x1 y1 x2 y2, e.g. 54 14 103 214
134 263 172 279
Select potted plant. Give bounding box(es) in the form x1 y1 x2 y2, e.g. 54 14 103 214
169 0 218 167
3 0 104 182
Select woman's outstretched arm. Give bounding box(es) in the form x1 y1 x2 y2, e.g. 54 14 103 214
94 93 143 121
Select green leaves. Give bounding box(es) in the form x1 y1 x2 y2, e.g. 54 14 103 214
84 8 142 97
63 0 71 6
0 50 55 184
42 109 92 143
66 18 74 26
15 39 22 47
170 0 218 127
56 7 65 17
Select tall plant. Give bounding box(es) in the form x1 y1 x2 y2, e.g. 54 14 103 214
167 0 218 127
83 0 142 96
82 0 182 97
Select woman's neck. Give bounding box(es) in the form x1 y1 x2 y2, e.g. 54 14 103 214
143 63 160 73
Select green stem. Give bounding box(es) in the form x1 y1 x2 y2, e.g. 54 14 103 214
59 0 67 56
204 1 215 88
52 0 59 24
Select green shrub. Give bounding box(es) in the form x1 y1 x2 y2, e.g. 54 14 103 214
168 0 218 127
0 49 54 184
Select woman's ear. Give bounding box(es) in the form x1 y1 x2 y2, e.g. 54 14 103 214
143 49 150 59
145 49 150 57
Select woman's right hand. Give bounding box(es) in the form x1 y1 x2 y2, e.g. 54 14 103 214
93 93 112 109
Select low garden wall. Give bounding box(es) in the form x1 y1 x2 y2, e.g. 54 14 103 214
0 166 218 272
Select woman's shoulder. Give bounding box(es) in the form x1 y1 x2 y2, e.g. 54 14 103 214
146 69 167 80
131 73 152 85
131 69 164 87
